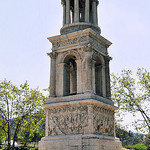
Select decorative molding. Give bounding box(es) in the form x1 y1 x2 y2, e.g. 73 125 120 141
52 36 87 49
47 52 58 59
60 49 82 63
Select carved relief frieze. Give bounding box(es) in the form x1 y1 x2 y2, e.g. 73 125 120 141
93 106 114 136
47 104 115 137
47 105 88 136
52 36 88 49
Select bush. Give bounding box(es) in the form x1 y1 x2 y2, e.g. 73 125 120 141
124 145 135 149
135 144 147 150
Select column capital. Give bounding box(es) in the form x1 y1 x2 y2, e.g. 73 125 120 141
61 0 66 5
105 56 112 62
83 44 93 52
75 59 82 63
47 52 57 59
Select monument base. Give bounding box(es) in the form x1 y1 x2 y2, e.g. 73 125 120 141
39 134 122 150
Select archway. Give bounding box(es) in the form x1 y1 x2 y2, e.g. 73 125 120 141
95 56 103 96
64 55 77 96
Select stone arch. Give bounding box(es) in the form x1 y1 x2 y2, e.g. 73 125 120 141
92 51 105 65
59 50 82 96
60 49 81 64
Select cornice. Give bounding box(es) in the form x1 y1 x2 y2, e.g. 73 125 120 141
48 28 112 48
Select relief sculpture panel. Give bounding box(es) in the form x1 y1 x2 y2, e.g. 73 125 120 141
47 104 115 137
47 105 88 136
93 106 114 136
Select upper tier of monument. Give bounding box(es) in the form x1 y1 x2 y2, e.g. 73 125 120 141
60 0 101 34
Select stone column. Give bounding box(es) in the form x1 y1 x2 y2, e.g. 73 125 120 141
83 46 94 93
66 0 71 24
58 63 66 96
76 59 82 94
105 57 111 98
92 0 97 25
62 1 66 26
48 52 57 97
96 1 98 24
101 64 106 97
85 0 90 23
74 0 79 23
92 60 96 93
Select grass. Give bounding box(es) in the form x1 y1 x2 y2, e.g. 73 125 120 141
124 144 147 150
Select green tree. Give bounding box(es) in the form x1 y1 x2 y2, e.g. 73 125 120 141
0 79 46 150
111 68 150 133
18 108 45 148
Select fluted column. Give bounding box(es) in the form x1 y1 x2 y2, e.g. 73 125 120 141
58 63 66 96
48 52 57 97
74 0 79 22
105 57 111 98
85 0 90 23
66 0 71 24
92 60 96 94
101 64 106 97
83 46 94 93
92 0 97 25
62 1 66 26
76 59 82 94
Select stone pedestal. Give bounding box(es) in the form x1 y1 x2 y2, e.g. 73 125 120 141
39 95 122 150
39 135 122 150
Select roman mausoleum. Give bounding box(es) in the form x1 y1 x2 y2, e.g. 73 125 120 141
39 0 122 149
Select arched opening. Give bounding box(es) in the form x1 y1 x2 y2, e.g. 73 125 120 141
64 55 77 96
79 0 85 22
95 56 103 96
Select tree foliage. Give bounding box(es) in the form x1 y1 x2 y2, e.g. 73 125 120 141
0 79 46 149
111 68 150 133
116 125 144 146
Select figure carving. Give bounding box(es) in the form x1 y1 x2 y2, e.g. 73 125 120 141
47 105 88 136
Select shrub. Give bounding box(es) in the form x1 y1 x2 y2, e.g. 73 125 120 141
134 144 147 150
124 144 147 150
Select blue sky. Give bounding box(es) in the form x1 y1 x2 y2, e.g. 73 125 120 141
0 0 150 132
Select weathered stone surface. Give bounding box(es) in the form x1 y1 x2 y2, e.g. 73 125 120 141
44 102 115 137
39 0 122 149
39 135 122 150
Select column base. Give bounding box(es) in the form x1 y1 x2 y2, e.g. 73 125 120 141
39 134 122 150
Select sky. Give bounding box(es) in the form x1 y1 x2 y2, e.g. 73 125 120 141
0 0 150 132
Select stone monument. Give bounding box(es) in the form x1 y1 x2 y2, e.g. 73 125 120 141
39 0 122 149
